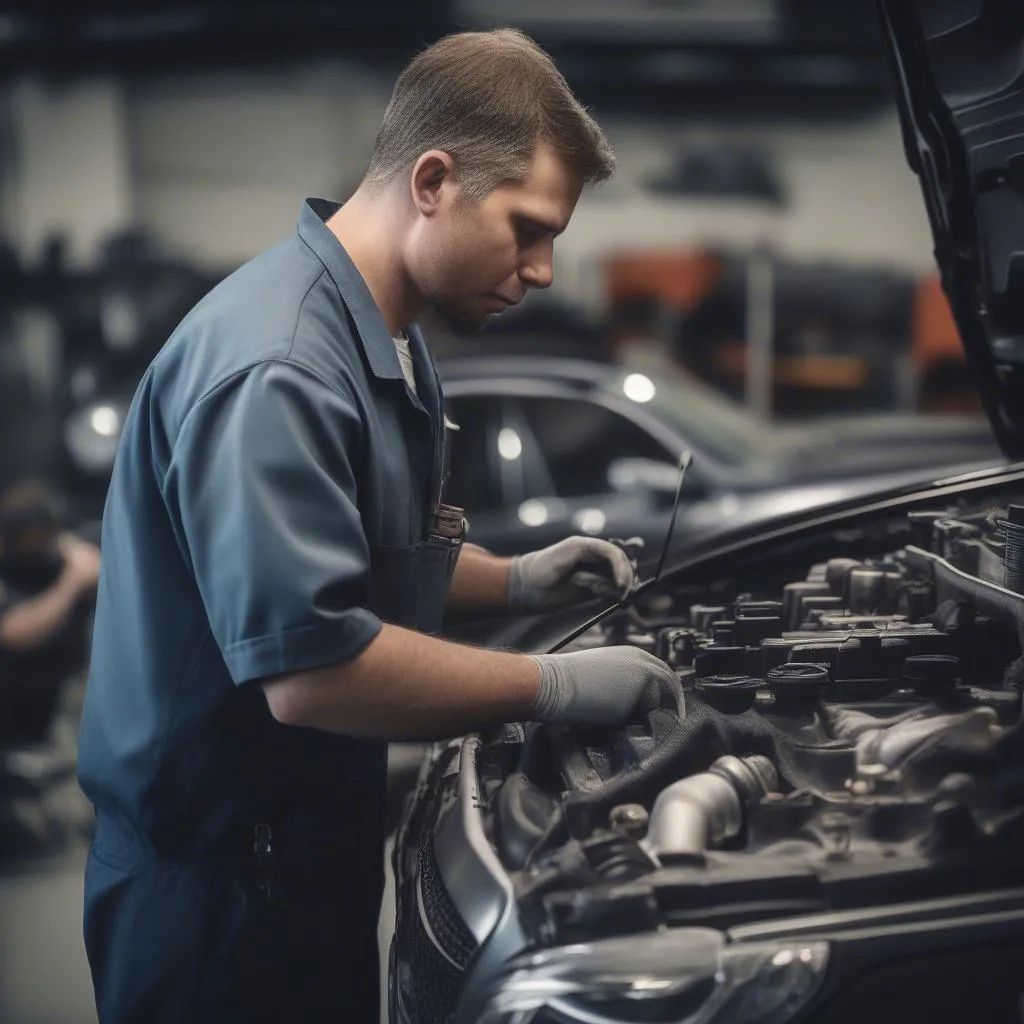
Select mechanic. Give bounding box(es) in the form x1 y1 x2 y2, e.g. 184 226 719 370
0 480 99 747
77 28 679 1024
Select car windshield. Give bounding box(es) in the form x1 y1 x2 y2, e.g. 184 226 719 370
613 354 792 468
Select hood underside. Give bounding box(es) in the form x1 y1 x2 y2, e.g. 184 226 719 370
877 0 1024 458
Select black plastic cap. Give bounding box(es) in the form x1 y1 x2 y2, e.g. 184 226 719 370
767 662 829 698
902 654 961 692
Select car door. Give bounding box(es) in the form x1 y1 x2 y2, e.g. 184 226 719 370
443 392 563 553
444 388 685 560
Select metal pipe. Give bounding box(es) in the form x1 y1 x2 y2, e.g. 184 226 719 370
647 755 777 859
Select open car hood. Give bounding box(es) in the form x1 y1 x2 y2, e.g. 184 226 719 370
876 0 1024 459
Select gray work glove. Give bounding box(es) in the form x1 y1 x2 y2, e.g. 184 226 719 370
528 647 681 728
508 537 637 616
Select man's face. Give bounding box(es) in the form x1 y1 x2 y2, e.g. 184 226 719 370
409 144 583 335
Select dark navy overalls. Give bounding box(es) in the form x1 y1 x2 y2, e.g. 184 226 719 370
76 199 457 1023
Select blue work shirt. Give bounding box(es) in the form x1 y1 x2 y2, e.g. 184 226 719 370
78 199 448 859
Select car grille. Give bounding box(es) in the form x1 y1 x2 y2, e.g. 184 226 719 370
418 829 478 968
398 829 480 1023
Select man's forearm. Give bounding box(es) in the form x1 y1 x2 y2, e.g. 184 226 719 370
0 572 84 651
262 622 539 740
445 543 512 618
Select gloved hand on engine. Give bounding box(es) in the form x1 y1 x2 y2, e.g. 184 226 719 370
528 647 681 728
508 536 637 616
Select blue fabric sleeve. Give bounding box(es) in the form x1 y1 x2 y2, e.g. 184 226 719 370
161 359 382 685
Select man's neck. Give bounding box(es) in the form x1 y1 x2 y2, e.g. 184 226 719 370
326 186 422 335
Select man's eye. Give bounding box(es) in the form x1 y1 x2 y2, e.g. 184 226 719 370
517 221 546 242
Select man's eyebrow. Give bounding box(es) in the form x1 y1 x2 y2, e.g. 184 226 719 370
516 213 566 236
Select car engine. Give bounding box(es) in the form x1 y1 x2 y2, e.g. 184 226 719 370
391 499 1024 1024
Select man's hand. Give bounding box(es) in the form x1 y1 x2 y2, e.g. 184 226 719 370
59 533 101 594
528 647 681 727
508 536 636 615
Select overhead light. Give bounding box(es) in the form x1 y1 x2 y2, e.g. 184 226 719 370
498 427 523 461
64 402 125 475
90 405 121 438
518 500 549 527
453 0 779 44
623 373 657 403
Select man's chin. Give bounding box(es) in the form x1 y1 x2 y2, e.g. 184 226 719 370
431 305 492 337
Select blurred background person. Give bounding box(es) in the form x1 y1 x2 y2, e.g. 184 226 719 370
0 479 99 749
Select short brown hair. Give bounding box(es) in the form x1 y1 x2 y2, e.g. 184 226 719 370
365 29 615 200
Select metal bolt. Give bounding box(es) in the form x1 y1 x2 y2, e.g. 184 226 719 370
609 803 649 839
818 811 852 860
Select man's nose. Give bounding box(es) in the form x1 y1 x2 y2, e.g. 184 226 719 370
519 243 554 290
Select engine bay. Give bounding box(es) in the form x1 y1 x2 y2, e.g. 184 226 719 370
478 501 1024 943
394 497 1024 1022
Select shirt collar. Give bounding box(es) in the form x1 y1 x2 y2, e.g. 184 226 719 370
407 320 443 403
297 197 405 382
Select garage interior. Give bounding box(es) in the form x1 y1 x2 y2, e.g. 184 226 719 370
0 2 1003 1023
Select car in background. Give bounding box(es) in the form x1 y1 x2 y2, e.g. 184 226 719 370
440 353 1000 565
62 349 999 543
388 4 1024 1022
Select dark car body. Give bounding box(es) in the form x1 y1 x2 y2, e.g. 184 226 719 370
394 455 1024 1024
440 354 1000 564
388 4 1024 1023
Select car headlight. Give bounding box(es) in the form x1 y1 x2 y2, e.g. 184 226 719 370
470 928 828 1024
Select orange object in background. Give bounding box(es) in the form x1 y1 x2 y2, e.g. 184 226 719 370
714 344 869 390
912 275 981 413
606 249 722 314
606 248 979 416
605 249 725 364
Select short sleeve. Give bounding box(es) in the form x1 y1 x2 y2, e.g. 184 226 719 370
162 360 382 685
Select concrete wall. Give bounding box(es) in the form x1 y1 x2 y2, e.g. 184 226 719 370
564 113 936 311
126 61 394 266
2 64 937 313
4 77 133 270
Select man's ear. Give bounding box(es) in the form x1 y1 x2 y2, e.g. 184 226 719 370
410 151 455 216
